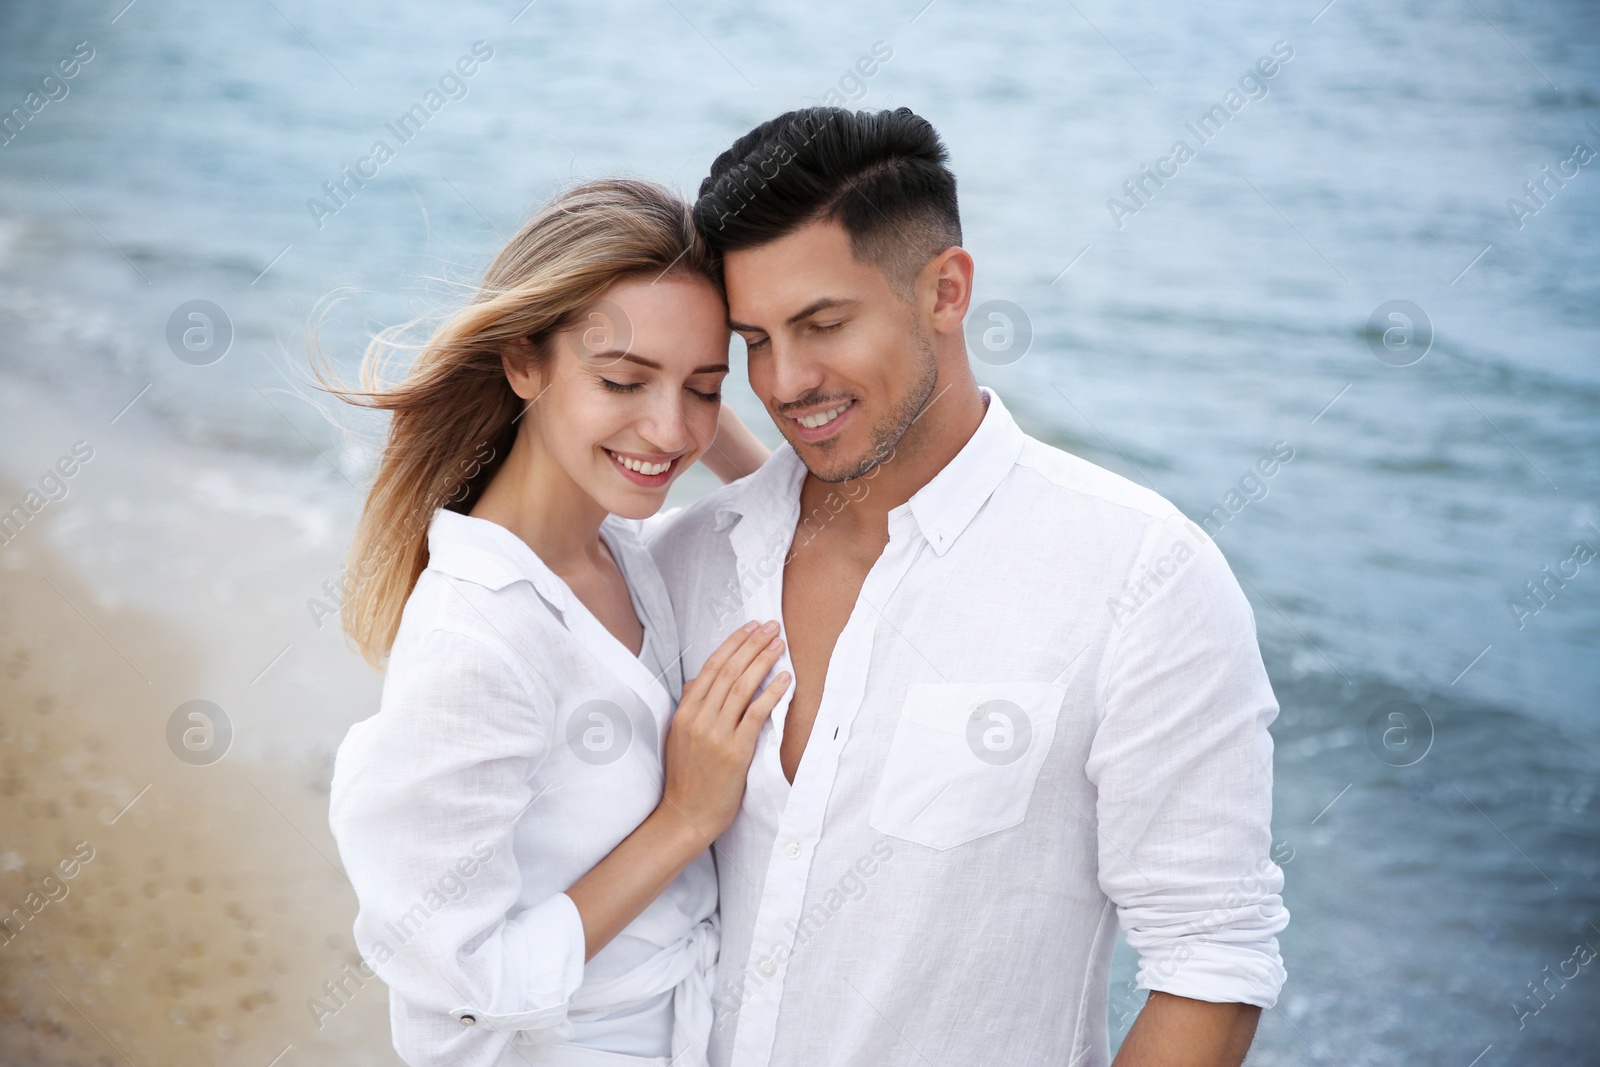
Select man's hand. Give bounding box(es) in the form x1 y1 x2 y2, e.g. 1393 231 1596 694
1113 991 1262 1067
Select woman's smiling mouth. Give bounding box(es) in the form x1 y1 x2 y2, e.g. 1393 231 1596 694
605 448 680 486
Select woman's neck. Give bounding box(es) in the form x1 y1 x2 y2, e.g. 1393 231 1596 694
469 430 610 575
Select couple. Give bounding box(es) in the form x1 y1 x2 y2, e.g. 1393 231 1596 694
326 107 1288 1067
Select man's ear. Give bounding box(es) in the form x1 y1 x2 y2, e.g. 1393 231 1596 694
923 246 974 335
500 337 546 401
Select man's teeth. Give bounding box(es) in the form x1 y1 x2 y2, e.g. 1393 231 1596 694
796 403 849 430
610 452 672 476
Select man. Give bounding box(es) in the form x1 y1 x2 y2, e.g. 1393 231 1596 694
650 106 1287 1067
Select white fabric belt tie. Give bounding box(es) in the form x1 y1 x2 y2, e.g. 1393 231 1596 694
567 913 719 1067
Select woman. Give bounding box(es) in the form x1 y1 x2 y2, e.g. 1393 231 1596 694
324 179 785 1067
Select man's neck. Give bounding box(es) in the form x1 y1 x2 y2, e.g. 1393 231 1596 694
802 380 988 541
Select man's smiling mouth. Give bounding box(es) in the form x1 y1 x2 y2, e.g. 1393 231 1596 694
794 403 850 429
784 399 855 441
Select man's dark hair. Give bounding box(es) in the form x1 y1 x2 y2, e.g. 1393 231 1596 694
694 107 961 298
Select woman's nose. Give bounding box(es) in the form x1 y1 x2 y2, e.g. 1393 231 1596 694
637 394 691 454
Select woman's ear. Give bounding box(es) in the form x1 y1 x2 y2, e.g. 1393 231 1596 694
500 337 547 401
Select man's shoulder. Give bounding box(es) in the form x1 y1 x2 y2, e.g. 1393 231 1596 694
645 476 745 565
1010 433 1186 529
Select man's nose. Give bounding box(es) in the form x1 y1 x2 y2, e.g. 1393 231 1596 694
765 339 826 408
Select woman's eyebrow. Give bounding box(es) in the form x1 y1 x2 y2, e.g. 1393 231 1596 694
588 352 728 374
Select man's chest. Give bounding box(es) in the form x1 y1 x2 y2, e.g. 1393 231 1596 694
776 536 881 784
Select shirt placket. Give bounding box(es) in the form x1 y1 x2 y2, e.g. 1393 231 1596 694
728 508 925 1067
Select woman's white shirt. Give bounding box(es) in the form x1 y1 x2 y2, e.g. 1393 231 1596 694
328 508 718 1067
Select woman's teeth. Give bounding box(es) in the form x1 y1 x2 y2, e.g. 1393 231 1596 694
797 403 849 429
609 451 672 476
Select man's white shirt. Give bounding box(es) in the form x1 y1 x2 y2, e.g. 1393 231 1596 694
648 387 1289 1067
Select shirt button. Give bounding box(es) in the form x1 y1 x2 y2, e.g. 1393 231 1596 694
460 1015 476 1026
758 958 778 978
785 841 801 859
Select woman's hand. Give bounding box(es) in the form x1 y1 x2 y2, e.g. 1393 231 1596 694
658 620 790 843
564 620 788 961
699 404 772 483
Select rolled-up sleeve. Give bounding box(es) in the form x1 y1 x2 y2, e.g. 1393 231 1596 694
328 626 587 1065
1086 514 1289 1008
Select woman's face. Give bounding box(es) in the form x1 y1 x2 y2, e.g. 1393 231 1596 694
516 272 730 520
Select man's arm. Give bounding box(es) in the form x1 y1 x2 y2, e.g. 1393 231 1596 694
1089 513 1288 1063
1114 992 1261 1067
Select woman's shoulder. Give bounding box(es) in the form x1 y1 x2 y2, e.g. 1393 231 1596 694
391 568 560 681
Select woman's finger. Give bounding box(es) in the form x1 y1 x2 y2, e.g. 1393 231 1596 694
718 637 786 726
736 671 790 743
686 620 761 701
702 622 779 712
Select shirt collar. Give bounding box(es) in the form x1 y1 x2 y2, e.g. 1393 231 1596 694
900 386 1025 555
424 507 573 610
714 386 1024 557
712 438 808 535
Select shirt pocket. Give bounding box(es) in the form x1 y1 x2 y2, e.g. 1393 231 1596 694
868 682 1066 851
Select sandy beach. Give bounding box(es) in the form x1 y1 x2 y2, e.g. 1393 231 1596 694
0 363 729 1066
0 373 399 1065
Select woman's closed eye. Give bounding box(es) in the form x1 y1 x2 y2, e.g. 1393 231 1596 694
601 377 721 401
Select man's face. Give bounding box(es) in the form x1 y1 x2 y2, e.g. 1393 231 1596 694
725 218 938 483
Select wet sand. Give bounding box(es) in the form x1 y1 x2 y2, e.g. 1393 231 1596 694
0 376 398 1065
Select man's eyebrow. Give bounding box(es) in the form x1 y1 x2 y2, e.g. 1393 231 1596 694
784 296 855 327
728 296 857 334
587 352 728 374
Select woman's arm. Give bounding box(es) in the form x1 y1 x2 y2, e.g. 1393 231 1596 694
329 617 785 1062
328 627 588 1059
565 620 789 960
698 403 771 484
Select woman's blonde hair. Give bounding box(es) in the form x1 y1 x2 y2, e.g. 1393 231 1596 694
318 178 721 667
